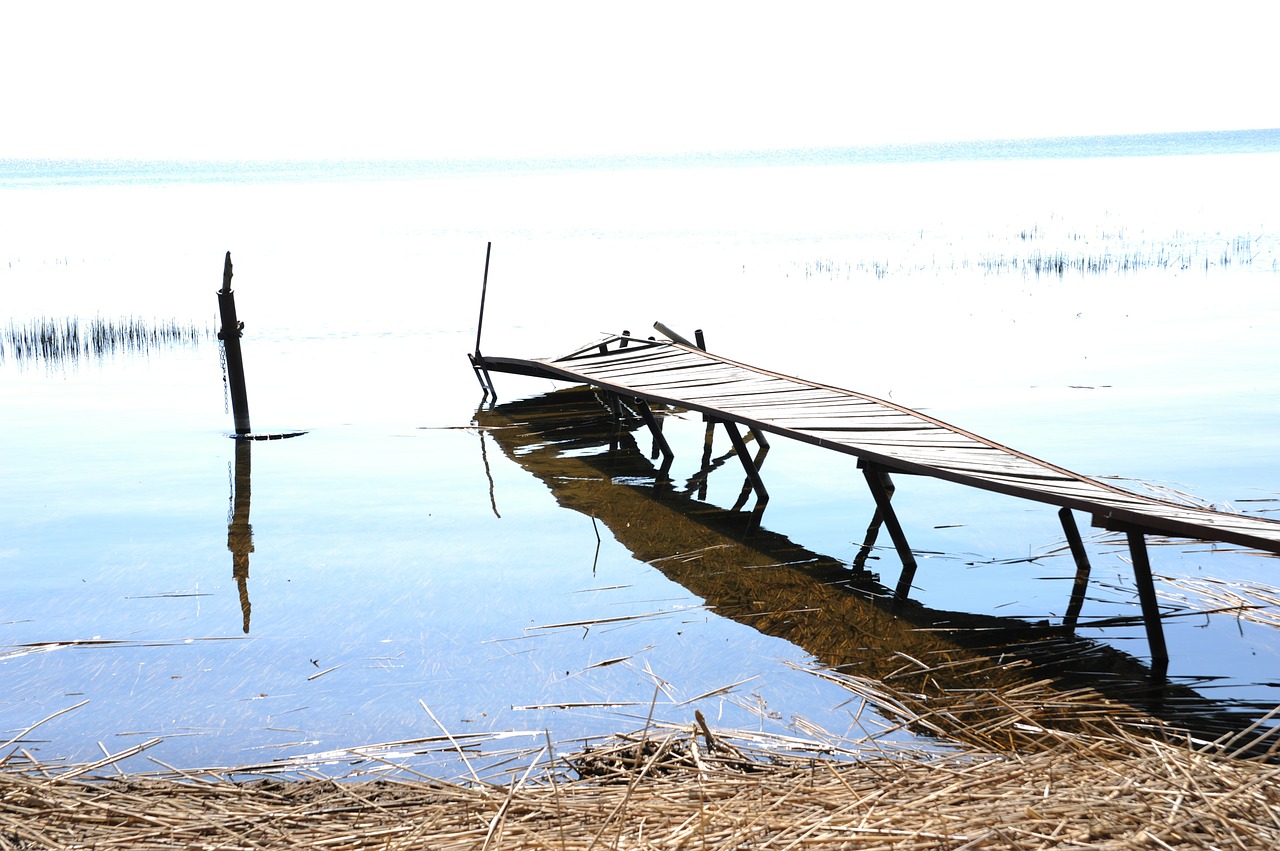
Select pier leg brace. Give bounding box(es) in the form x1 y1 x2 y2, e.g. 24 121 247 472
853 475 896 573
468 354 497 399
722 421 769 505
861 465 919 603
632 399 675 473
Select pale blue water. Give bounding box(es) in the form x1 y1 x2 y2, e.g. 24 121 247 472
3 130 1280 777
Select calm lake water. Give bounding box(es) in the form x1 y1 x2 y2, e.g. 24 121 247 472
3 131 1280 777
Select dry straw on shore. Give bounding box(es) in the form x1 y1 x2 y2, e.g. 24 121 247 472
4 672 1278 850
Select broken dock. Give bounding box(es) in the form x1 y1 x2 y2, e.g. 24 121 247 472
471 327 1280 674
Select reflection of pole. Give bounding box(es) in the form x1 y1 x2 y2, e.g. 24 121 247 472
217 252 252 436
228 438 254 633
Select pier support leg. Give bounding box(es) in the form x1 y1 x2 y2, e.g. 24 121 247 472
861 465 918 604
1059 508 1093 631
1126 530 1169 676
728 428 770 511
633 399 675 475
722 421 769 507
852 474 895 574
468 354 497 399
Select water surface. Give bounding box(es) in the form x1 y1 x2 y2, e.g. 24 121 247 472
3 132 1279 775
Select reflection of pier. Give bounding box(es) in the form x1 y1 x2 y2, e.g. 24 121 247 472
474 331 1280 676
228 439 254 633
476 387 1277 750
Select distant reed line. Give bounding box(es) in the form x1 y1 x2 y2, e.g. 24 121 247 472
978 232 1267 277
1 316 209 366
804 230 1275 280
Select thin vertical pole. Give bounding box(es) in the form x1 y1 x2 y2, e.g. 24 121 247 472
474 241 492 357
216 252 251 436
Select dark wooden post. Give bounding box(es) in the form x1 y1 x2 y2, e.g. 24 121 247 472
1059 507 1093 630
1126 530 1170 676
217 252 252 436
633 398 676 472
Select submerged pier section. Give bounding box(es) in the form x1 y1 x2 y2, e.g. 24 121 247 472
473 329 1280 674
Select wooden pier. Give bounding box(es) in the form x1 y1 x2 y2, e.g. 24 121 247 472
476 387 1265 745
472 329 1280 673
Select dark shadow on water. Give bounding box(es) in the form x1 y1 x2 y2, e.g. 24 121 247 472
476 387 1280 755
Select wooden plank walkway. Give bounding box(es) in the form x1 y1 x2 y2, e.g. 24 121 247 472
477 333 1280 553
474 330 1280 671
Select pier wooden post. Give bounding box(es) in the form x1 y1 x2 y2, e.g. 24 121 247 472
1126 530 1170 676
217 252 252 436
1059 508 1093 630
632 399 676 474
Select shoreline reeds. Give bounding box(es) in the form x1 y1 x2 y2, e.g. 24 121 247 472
3 673 1278 849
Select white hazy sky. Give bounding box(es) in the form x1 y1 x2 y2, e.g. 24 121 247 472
3 1 1277 161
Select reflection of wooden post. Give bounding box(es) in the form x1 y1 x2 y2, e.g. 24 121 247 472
217 252 252 436
228 438 254 633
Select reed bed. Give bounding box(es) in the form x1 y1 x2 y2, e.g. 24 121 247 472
0 316 207 366
4 675 1279 849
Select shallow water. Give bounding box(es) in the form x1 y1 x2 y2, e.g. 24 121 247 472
3 135 1280 776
